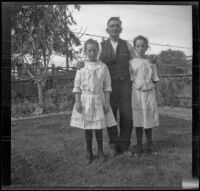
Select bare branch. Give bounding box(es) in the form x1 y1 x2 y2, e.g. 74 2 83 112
23 55 31 65
78 27 87 39
71 27 79 32
37 29 53 69
77 27 83 34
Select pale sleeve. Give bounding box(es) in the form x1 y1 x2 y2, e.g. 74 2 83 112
126 41 136 59
97 42 102 61
72 70 82 93
103 65 112 92
152 64 160 82
129 61 134 81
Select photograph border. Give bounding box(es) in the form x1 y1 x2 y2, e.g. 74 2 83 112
1 1 199 189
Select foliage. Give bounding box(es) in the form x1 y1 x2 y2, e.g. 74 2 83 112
11 4 81 68
11 98 36 117
157 49 189 74
156 76 192 108
11 3 81 108
11 85 75 117
156 79 180 107
44 85 74 107
159 49 187 64
11 74 192 117
51 5 81 58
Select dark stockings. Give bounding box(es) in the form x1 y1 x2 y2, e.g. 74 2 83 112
136 127 153 152
136 127 143 153
95 129 103 154
145 128 153 150
85 129 103 154
85 130 93 154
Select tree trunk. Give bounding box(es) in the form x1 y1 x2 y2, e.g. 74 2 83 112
42 46 47 68
66 48 69 70
37 81 43 107
34 80 44 115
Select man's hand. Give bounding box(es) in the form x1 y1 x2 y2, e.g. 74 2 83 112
75 60 85 70
103 102 110 113
76 102 82 113
148 55 157 64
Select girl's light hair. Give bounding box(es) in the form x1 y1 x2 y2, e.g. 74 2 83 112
133 35 149 49
83 39 99 54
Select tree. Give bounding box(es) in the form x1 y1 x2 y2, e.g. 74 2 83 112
11 3 82 114
157 49 188 74
51 5 85 69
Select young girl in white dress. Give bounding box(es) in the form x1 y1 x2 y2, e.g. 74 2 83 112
129 35 160 157
70 39 117 164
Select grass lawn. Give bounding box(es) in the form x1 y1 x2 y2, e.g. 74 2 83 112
11 114 192 188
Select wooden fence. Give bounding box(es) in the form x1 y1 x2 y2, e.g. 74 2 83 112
11 69 192 107
157 74 192 107
11 66 76 99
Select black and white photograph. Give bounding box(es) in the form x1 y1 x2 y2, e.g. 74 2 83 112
2 1 199 189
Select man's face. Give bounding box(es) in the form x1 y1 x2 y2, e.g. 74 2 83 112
106 20 122 38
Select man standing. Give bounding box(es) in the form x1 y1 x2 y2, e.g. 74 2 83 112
99 17 134 157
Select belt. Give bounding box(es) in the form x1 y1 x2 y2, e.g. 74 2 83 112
82 90 102 95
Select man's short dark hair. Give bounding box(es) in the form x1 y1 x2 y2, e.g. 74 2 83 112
107 17 122 26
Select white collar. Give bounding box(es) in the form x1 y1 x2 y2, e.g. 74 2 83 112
110 39 118 44
84 61 103 70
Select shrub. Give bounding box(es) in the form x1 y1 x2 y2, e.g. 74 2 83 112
44 85 74 111
157 77 180 107
11 99 36 117
157 76 192 108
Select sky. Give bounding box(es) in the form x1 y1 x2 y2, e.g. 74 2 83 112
52 4 193 67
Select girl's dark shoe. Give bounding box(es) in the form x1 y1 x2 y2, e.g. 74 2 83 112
147 144 158 155
123 150 133 158
109 143 118 157
86 152 93 164
97 151 106 163
133 144 144 158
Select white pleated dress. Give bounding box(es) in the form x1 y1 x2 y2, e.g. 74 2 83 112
129 58 160 129
70 61 117 129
